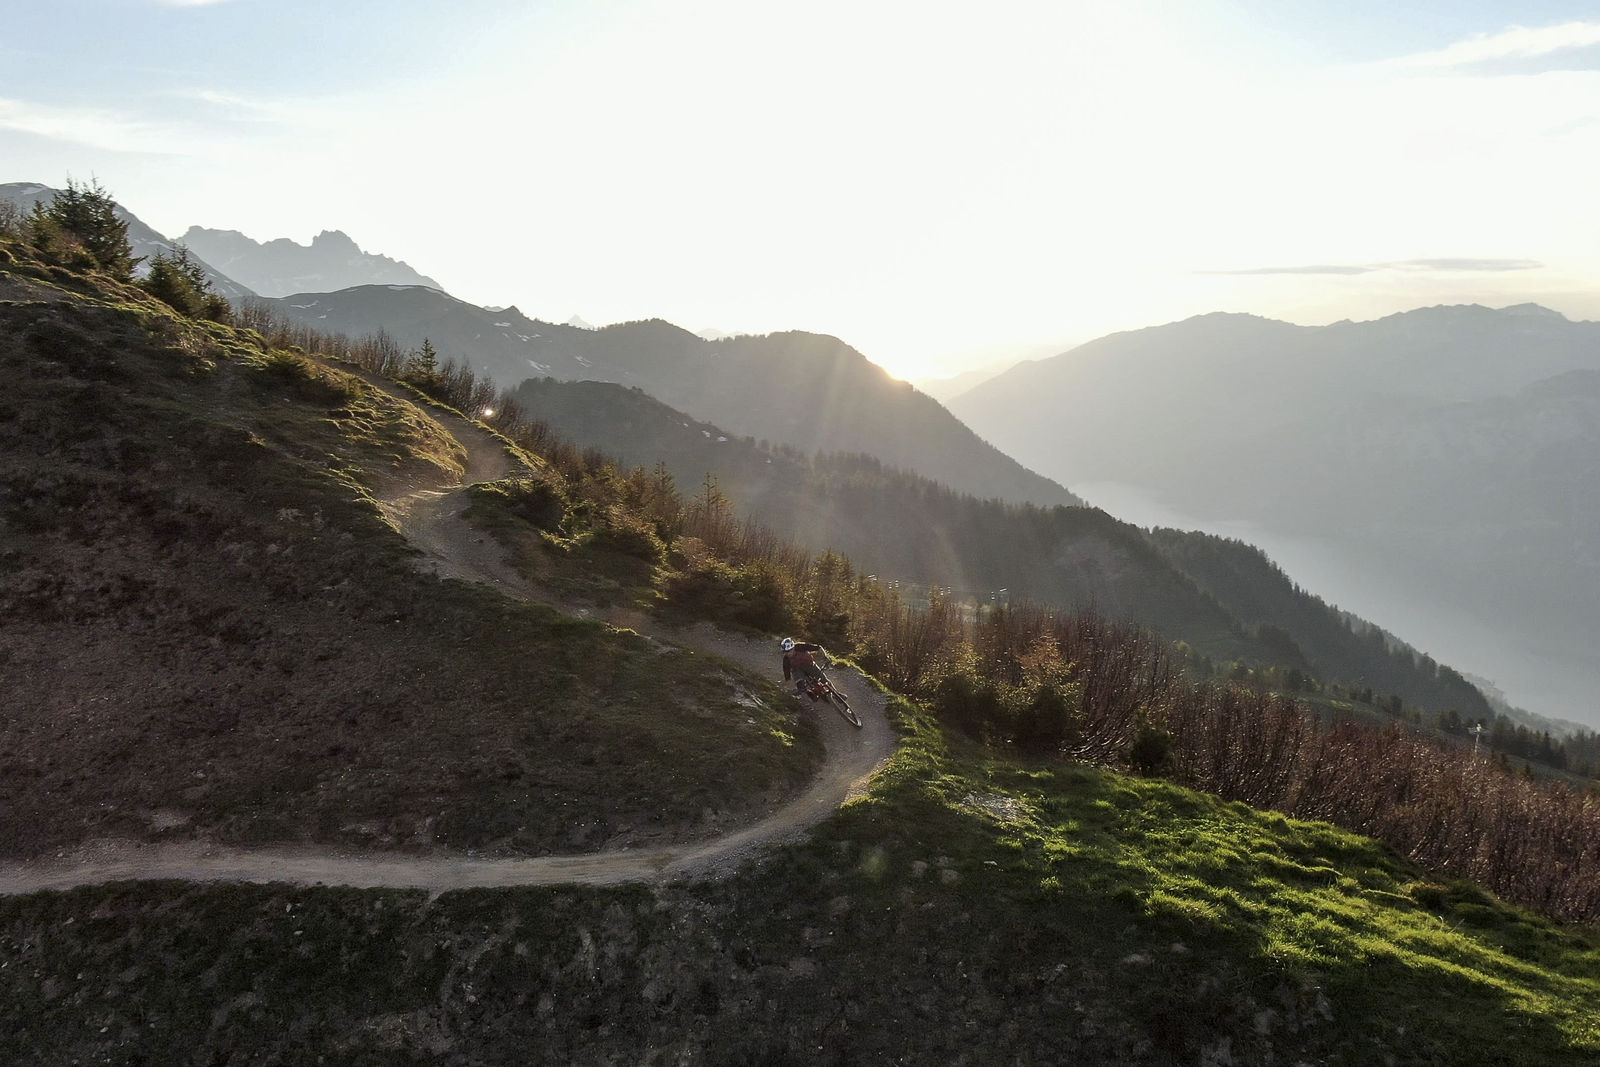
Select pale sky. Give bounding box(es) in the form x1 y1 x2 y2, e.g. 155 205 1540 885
4 0 1600 378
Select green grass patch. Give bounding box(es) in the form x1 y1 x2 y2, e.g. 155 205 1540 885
717 702 1600 1063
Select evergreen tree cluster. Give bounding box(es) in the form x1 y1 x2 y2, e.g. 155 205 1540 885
24 178 138 280
142 244 232 322
1481 716 1598 776
14 179 230 323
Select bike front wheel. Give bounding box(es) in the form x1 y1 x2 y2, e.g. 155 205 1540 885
829 688 861 728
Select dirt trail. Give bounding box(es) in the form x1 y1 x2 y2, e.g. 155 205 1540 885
374 400 525 588
0 386 896 896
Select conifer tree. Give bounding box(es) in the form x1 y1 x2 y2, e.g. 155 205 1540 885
141 244 230 321
404 338 440 380
33 178 138 280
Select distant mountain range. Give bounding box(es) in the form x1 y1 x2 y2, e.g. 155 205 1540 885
1 179 1078 510
266 286 1083 510
0 184 440 307
949 305 1600 725
178 226 440 297
912 360 1026 403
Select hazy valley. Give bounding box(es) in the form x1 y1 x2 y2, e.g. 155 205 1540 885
950 308 1600 728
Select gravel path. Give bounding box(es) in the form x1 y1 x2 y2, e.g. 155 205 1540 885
0 387 896 896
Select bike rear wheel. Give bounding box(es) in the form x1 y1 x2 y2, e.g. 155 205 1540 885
829 688 861 728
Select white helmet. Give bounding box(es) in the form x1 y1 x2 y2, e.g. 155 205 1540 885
780 637 795 651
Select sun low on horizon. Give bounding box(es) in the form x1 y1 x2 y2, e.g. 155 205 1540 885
4 0 1600 378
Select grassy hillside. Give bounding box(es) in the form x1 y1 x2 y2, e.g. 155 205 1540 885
378 327 1600 923
0 241 821 858
3 702 1595 1064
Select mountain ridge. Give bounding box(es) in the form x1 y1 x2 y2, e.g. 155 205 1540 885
179 224 442 297
505 375 1504 725
950 302 1600 725
266 286 1085 510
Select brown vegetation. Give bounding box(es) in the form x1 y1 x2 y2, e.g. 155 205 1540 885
892 602 1600 926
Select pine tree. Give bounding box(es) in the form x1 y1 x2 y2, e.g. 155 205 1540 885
141 244 230 321
33 178 138 280
404 338 440 382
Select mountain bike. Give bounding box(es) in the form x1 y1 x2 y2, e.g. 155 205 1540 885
799 668 861 728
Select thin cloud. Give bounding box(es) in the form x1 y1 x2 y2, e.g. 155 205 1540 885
1394 21 1600 70
0 90 301 155
1389 258 1543 273
1204 264 1376 276
1203 259 1542 276
165 87 307 124
0 97 170 154
187 89 266 109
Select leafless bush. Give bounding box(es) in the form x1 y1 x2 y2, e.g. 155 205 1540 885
843 585 1600 922
0 200 25 238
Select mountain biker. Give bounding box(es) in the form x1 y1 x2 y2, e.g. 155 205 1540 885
780 637 829 700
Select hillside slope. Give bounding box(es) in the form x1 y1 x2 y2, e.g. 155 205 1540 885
4 712 1596 1065
0 243 821 859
